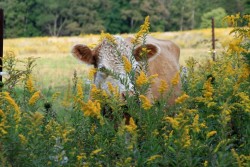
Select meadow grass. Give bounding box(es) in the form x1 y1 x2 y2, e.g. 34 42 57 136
3 28 232 89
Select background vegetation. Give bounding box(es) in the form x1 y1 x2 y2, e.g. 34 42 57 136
0 0 249 38
0 14 249 166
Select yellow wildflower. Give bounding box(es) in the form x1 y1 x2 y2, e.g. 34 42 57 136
29 91 41 105
87 43 97 49
125 157 132 164
122 56 132 73
227 36 247 54
139 95 152 110
158 80 168 94
90 148 102 156
146 155 162 163
77 153 86 161
100 31 116 45
0 109 8 136
76 80 83 98
26 75 34 93
2 92 21 123
62 83 71 107
182 127 191 148
175 93 189 104
203 160 208 167
203 78 214 100
164 116 179 129
132 16 150 44
136 71 148 86
125 117 137 133
90 84 108 100
32 112 44 126
107 82 119 97
88 68 97 80
18 134 28 144
231 149 242 167
171 72 180 86
206 130 217 138
192 114 200 133
51 92 60 102
82 100 101 119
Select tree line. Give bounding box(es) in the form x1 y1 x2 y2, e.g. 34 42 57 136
0 0 249 38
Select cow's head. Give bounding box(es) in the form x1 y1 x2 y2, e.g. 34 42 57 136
72 36 160 95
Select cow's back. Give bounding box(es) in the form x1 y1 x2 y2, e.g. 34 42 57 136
146 36 181 104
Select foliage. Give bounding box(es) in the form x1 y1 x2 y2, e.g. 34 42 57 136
0 0 249 37
0 15 250 166
200 8 228 28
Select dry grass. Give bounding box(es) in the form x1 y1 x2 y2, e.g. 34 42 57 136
3 28 233 88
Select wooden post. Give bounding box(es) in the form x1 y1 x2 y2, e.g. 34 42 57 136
211 17 216 61
0 9 3 83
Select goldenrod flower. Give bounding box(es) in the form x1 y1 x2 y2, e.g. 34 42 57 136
125 117 137 133
87 43 97 49
0 109 8 136
26 75 34 93
90 84 108 100
122 56 132 73
164 116 179 129
2 92 21 123
146 155 162 163
136 71 148 86
192 114 200 133
19 134 28 144
88 68 97 80
171 72 180 86
231 149 244 167
29 91 41 105
203 161 208 167
62 83 71 107
158 80 168 94
206 131 217 138
182 127 191 148
107 82 119 98
139 95 152 110
228 37 247 54
90 148 102 156
52 92 60 102
82 100 101 119
132 16 150 44
77 153 86 161
32 112 44 125
203 78 214 100
175 93 189 104
76 80 83 98
100 31 116 45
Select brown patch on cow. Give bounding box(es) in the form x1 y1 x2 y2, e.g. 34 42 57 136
72 44 95 65
133 44 158 61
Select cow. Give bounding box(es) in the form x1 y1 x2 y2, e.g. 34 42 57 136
71 35 181 105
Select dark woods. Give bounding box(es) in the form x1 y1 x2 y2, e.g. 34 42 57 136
0 0 248 38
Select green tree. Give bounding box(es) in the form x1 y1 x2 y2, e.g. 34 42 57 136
200 8 227 28
64 0 105 35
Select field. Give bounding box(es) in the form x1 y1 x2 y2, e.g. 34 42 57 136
0 15 249 167
3 28 233 89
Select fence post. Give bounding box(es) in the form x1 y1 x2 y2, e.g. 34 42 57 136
0 9 3 83
211 17 216 61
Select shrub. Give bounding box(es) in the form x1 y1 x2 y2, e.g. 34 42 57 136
0 14 249 166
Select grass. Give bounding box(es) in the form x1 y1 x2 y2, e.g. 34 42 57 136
3 28 233 89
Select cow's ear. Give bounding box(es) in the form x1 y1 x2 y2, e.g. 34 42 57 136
71 44 95 65
133 44 159 61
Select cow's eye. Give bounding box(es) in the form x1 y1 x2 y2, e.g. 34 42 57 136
98 64 107 72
